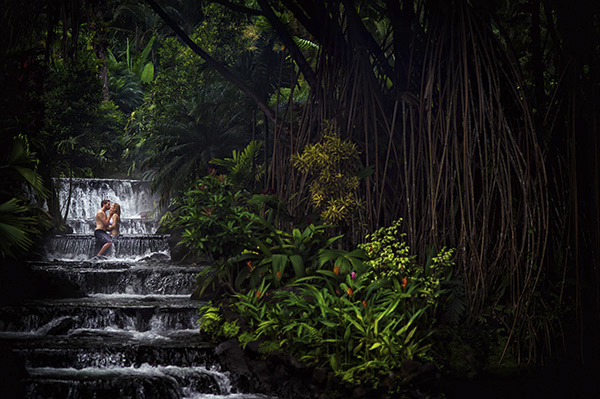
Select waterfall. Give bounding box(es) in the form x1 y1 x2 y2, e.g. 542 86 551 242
48 178 168 261
1 178 276 399
55 177 160 235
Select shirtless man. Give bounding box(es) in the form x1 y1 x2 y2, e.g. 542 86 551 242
94 199 113 258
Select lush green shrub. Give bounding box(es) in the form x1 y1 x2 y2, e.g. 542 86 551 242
229 220 366 290
182 161 462 390
198 303 240 340
292 127 362 226
231 278 431 387
198 217 462 389
169 171 257 294
177 172 254 261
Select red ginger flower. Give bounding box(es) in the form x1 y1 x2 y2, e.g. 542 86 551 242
246 260 255 272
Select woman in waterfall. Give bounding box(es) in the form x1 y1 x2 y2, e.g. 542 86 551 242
108 203 121 237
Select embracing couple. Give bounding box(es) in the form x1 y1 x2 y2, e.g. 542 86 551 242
93 199 121 258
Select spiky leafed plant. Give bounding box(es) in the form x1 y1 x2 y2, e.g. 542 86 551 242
0 134 50 259
106 37 156 114
210 140 265 193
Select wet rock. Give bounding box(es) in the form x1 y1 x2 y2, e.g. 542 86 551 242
45 316 76 335
215 339 251 377
312 366 329 384
165 229 188 262
139 253 170 262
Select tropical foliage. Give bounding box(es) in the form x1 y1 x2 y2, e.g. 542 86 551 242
0 135 51 259
198 215 458 388
292 126 363 226
2 0 600 391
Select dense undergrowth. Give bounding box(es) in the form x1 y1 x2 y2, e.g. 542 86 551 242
159 145 511 394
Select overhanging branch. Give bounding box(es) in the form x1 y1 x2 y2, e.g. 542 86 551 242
256 0 319 90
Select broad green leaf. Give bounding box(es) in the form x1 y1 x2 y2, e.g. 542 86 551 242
133 36 156 76
140 62 154 83
272 254 288 275
289 254 305 277
316 270 337 279
234 266 250 291
319 320 337 328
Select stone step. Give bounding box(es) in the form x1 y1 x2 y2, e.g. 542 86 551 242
28 262 205 295
45 234 170 261
0 294 203 334
23 364 231 399
2 331 215 369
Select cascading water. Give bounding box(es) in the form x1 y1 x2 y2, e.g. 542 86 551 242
0 178 275 399
56 177 159 235
47 178 169 261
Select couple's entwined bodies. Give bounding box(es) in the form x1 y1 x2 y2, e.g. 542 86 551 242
94 200 121 258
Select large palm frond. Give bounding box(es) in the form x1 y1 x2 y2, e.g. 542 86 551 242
210 140 265 191
0 199 37 259
0 135 49 259
231 35 294 105
1 134 49 199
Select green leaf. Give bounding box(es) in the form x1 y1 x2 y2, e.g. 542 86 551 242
271 254 288 284
140 62 155 83
404 326 418 344
234 266 250 291
0 199 36 258
315 270 337 279
253 238 272 257
319 320 337 328
369 342 383 350
289 254 305 278
133 36 156 76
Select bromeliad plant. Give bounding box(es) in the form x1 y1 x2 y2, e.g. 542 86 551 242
230 218 367 291
230 272 433 387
